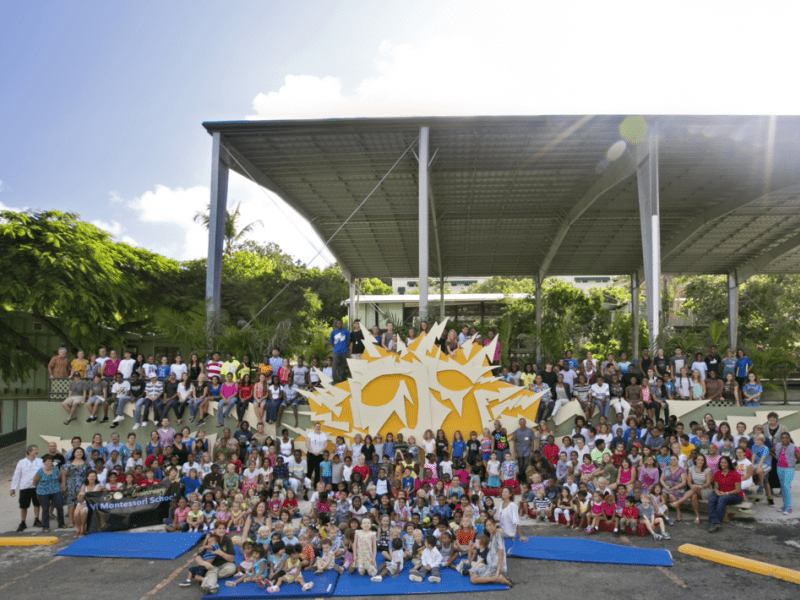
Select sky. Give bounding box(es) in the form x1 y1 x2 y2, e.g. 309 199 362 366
1 0 799 267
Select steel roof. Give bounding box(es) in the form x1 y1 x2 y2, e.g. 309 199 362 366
203 116 800 279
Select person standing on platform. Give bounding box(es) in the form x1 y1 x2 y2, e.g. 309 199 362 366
511 418 534 483
329 320 350 383
10 444 44 532
305 422 329 487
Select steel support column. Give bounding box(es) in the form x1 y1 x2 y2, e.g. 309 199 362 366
418 126 429 324
631 272 639 360
206 132 229 334
348 280 356 327
728 274 739 350
636 124 662 353
440 275 445 323
535 275 543 362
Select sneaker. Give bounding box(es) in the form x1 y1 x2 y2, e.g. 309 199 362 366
198 420 205 427
409 574 422 582
200 587 210 595
662 532 671 540
100 416 109 423
133 423 140 430
333 565 344 574
367 566 377 577
665 517 674 526
178 580 192 587
85 417 95 423
33 519 43 527
267 586 279 593
783 509 793 515
429 576 441 583
767 496 775 506
613 529 620 536
16 522 26 532
113 415 124 422
225 581 238 587
757 485 764 494
109 423 119 429
584 527 592 533
653 534 662 540
302 583 314 591
314 570 324 575
208 587 219 595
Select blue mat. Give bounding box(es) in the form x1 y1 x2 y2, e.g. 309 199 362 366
56 532 203 559
333 556 508 596
201 569 338 599
507 537 672 567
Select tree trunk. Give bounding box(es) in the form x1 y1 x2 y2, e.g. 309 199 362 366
0 319 52 366
31 307 76 352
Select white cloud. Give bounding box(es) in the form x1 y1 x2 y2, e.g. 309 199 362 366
91 219 124 237
251 3 800 117
123 175 333 265
0 179 4 192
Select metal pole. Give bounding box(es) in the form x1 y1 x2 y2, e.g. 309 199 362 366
728 274 739 350
631 273 639 360
535 275 543 362
440 275 445 324
206 132 229 335
418 126 429 324
636 123 662 354
348 280 355 327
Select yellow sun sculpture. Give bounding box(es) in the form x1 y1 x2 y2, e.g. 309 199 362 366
297 319 545 445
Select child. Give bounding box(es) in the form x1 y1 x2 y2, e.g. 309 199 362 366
216 500 231 534
637 493 669 540
452 431 466 469
179 533 219 587
229 501 245 533
501 453 518 487
553 487 573 526
166 496 190 532
224 542 255 587
572 490 589 532
320 451 333 488
202 501 217 532
602 491 617 533
617 496 638 535
181 469 202 498
456 533 488 576
439 453 454 480
186 501 204 533
409 535 442 583
439 530 457 569
314 538 341 574
351 517 378 577
480 429 493 462
586 490 604 534
486 451 501 489
371 537 405 582
532 487 552 522
268 544 314 593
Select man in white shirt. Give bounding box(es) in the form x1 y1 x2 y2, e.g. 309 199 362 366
561 365 577 389
589 375 611 420
95 347 109 371
110 373 132 427
305 423 329 487
170 355 188 380
118 350 137 380
457 325 470 346
141 355 158 380
287 449 312 499
292 357 309 387
10 444 44 531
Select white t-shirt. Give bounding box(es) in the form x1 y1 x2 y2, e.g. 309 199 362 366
111 381 131 396
496 500 520 538
561 369 577 388
735 458 753 489
292 366 309 384
142 363 158 379
590 382 610 399
181 461 201 476
691 361 708 380
95 356 110 369
171 363 188 379
118 358 137 379
307 432 329 455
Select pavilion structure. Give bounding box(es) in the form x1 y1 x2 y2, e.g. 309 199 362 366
202 115 800 357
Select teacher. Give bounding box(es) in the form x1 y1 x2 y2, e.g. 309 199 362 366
496 486 528 542
468 517 514 587
511 418 534 482
305 422 329 487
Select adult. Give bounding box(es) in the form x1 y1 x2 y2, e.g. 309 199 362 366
765 412 789 494
705 346 722 377
109 372 131 428
41 440 66 468
170 354 188 380
119 350 136 380
161 372 181 423
266 376 284 425
62 372 88 425
705 370 724 401
669 347 687 380
722 372 741 406
467 517 513 587
287 449 312 500
639 348 652 378
349 320 366 359
234 421 253 462
670 453 712 524
589 375 610 420
74 471 102 538
190 373 209 424
292 357 310 388
48 346 70 379
721 349 737 380
236 374 253 426
550 373 572 422
483 328 501 374
278 428 295 459
63 447 88 528
329 320 350 383
660 455 687 506
532 374 552 422
216 373 238 426
199 522 237 594
735 349 753 390
221 353 240 380
33 455 65 533
708 456 743 532
511 419 534 482
103 349 121 379
239 500 269 546
187 353 205 382
653 348 670 377
10 444 43 531
496 486 527 541
305 422 329 487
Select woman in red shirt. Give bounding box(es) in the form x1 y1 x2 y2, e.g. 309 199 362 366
707 456 743 532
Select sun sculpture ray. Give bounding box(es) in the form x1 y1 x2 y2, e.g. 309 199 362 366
296 319 545 445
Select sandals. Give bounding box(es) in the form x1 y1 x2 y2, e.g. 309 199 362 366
694 517 700 524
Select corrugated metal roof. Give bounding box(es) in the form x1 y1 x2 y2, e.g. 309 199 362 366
203 116 800 279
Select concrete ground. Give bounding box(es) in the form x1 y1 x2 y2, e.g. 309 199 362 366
2 441 799 600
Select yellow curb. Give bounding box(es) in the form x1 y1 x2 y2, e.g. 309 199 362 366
678 543 800 585
0 536 59 547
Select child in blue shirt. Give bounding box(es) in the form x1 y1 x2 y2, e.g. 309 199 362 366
181 468 201 497
320 451 333 488
451 431 467 469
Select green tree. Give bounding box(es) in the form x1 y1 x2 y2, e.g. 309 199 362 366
465 276 537 294
359 278 393 295
0 210 180 380
193 202 263 256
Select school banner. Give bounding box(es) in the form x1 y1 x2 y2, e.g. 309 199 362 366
86 483 180 532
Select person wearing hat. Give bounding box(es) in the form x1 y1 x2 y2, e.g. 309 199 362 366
62 372 88 425
140 373 165 428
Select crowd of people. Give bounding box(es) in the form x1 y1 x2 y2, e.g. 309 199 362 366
21 326 795 595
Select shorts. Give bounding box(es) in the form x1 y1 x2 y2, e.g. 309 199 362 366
322 476 332 486
86 395 105 404
386 562 401 576
63 395 84 406
19 488 40 510
283 397 300 407
189 566 208 578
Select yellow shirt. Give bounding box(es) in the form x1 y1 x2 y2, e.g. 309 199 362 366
680 443 695 458
71 358 88 377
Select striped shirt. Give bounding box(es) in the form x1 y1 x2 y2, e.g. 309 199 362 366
206 361 223 378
